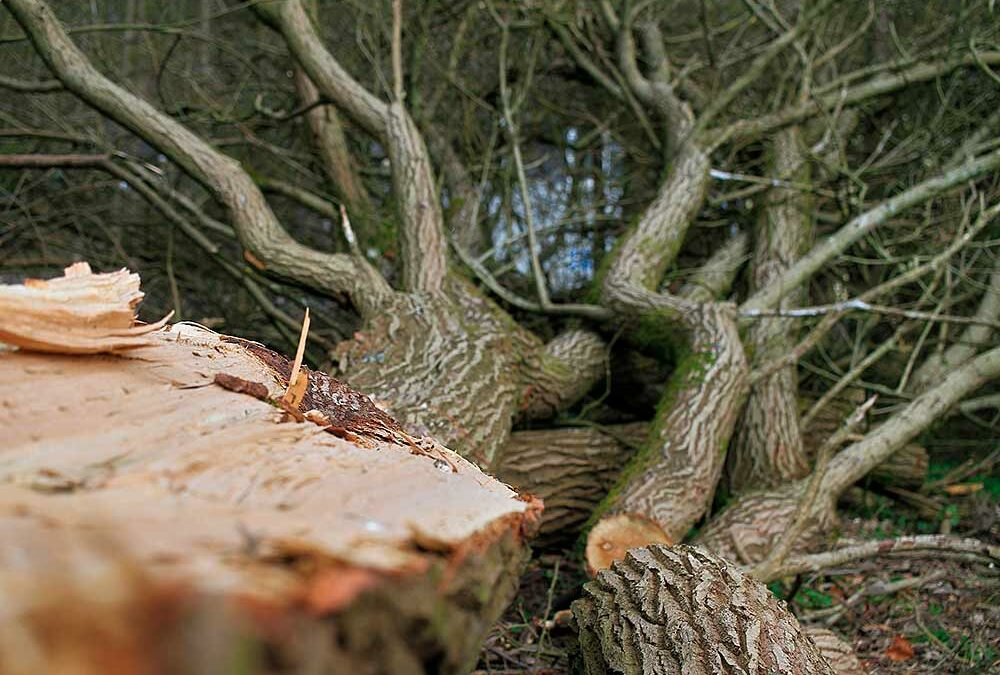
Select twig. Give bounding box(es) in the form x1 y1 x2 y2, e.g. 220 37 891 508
742 298 1000 328
777 535 999 578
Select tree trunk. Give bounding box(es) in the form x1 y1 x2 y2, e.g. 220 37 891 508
572 544 836 674
727 127 812 493
496 424 647 545
333 279 605 469
0 268 540 675
586 303 748 573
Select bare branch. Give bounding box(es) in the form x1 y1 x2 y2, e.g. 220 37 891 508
259 0 447 294
713 50 1000 145
4 0 393 317
742 147 1000 313
0 72 61 92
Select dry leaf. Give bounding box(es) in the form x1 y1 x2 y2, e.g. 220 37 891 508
886 634 914 661
943 482 984 495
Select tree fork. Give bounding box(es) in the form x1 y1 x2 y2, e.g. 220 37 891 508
3 0 393 316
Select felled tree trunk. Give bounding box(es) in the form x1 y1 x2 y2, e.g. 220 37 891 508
0 269 540 675
496 424 647 545
572 545 836 674
499 415 924 549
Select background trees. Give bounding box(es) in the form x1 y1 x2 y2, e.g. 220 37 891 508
1 0 999 669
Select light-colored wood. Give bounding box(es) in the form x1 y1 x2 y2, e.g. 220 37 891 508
0 320 540 673
0 262 168 353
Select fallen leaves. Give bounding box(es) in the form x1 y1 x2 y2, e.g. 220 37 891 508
885 634 914 661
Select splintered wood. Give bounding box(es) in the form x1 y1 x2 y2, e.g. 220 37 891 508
0 266 539 675
0 262 169 353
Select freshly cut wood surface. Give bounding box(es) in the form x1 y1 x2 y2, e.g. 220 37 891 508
0 322 540 674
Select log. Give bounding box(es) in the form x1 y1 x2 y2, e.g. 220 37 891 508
572 545 836 674
496 424 647 545
0 268 540 674
498 417 924 549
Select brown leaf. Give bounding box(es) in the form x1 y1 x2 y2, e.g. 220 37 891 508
886 635 914 661
943 482 984 495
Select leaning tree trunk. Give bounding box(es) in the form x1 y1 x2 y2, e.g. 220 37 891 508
0 266 540 675
573 545 837 674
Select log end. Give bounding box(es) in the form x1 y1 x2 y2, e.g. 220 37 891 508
585 513 672 574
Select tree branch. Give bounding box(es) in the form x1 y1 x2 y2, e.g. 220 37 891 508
742 147 1000 313
258 0 448 294
4 0 393 317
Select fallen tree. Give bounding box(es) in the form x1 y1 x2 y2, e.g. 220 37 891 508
0 265 540 675
573 545 839 674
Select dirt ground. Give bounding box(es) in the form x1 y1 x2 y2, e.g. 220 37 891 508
475 478 999 674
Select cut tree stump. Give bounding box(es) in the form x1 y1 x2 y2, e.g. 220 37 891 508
0 267 540 675
572 545 838 674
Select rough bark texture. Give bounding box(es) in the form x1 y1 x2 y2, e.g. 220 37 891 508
694 483 827 566
586 303 748 572
572 545 836 675
333 279 604 468
0 318 540 675
804 628 867 675
496 424 647 544
516 329 607 422
728 127 812 493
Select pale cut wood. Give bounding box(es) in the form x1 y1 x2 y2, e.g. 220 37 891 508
0 262 169 353
0 322 541 674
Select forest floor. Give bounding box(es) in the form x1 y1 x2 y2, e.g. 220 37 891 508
475 460 1000 674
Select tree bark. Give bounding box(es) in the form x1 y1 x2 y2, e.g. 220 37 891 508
0 267 540 674
496 424 647 545
804 629 867 675
572 545 836 674
586 303 748 572
727 127 812 493
697 344 1000 564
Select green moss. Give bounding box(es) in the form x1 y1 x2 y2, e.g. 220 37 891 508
575 340 719 553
